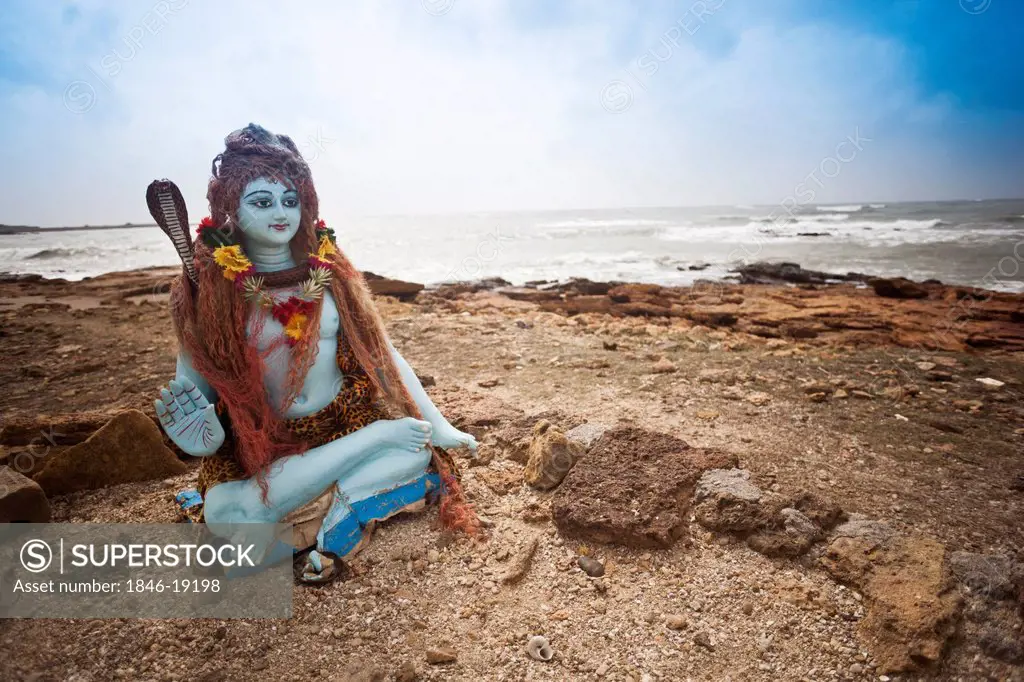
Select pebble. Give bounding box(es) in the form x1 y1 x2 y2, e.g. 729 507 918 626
425 647 457 665
693 632 715 651
577 556 606 577
745 391 771 406
665 614 688 630
651 358 676 374
395 660 419 682
850 663 864 674
596 662 609 676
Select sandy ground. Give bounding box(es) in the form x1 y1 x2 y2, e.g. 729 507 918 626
0 268 1022 681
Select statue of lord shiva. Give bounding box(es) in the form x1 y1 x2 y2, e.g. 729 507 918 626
150 123 479 582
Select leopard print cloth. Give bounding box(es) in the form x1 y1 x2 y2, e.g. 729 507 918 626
195 336 394 501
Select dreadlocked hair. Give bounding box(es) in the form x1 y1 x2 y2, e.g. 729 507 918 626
169 124 479 535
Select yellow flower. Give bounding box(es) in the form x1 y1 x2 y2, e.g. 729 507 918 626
213 245 252 281
316 236 337 260
283 313 308 342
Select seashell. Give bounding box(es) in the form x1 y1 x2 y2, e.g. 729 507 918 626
525 635 554 662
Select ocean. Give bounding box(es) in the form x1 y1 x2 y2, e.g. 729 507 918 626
3 199 1023 292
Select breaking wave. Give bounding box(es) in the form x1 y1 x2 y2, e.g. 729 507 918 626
816 204 864 212
25 247 100 260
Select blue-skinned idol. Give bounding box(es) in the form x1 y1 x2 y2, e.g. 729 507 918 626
153 123 479 582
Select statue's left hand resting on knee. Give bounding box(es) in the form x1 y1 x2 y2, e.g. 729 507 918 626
148 124 478 574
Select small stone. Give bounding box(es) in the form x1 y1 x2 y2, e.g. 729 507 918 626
478 378 502 388
577 556 606 577
850 390 874 400
651 358 676 374
693 632 714 651
426 549 440 563
741 601 754 616
833 388 848 399
596 662 609 676
425 648 457 665
807 392 827 403
665 614 688 630
745 392 771 406
976 377 1005 388
915 361 936 371
696 410 720 420
850 663 864 674
395 660 419 682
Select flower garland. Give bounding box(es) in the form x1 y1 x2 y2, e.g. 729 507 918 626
197 217 337 346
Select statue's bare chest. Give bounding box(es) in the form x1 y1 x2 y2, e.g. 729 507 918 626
246 290 341 349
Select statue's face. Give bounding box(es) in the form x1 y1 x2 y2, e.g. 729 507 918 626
235 176 302 247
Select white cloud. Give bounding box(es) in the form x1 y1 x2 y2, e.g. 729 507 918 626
0 0 1005 227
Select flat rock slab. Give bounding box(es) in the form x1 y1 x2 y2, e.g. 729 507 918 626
32 409 187 496
552 426 736 548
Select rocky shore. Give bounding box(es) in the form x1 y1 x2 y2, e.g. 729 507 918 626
0 264 1022 681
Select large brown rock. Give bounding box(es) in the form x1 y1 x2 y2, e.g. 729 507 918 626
822 517 961 673
0 411 126 447
552 427 736 548
0 466 50 522
32 410 187 496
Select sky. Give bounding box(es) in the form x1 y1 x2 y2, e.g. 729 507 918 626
0 0 1021 226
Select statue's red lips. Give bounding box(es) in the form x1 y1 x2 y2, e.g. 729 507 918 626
270 224 289 231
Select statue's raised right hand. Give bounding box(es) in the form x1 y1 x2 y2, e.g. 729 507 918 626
154 378 225 457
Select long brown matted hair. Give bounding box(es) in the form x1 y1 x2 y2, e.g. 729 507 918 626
169 124 476 534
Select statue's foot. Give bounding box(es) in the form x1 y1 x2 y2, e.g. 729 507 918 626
298 549 337 584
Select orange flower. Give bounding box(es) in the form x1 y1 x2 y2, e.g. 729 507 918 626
213 245 252 282
283 313 308 344
315 235 336 259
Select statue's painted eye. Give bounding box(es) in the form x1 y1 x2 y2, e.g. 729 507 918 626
250 199 273 209
283 198 299 208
